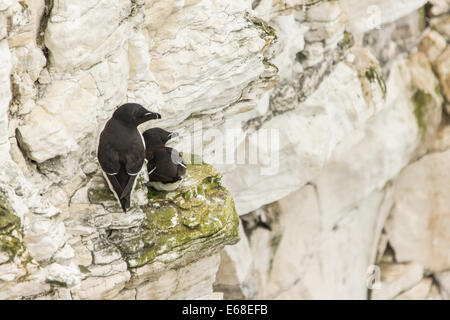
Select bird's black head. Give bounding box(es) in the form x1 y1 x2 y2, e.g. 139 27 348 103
112 103 161 127
143 128 179 148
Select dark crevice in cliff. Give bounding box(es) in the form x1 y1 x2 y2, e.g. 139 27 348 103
37 0 54 67
14 128 33 166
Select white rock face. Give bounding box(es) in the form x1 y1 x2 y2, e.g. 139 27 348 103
45 0 132 72
429 0 450 17
25 215 66 262
395 278 433 300
0 0 449 300
370 263 424 300
223 54 386 214
435 46 450 103
340 0 427 40
18 77 99 162
46 263 82 288
419 30 447 64
146 0 266 123
0 39 12 160
435 271 450 300
255 57 424 297
386 150 450 273
134 254 221 300
214 223 256 299
71 270 131 300
217 3 449 299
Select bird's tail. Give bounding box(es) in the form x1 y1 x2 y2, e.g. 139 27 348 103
120 195 131 213
117 168 135 213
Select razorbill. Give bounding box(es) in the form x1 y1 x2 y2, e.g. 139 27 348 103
142 128 186 191
97 103 161 212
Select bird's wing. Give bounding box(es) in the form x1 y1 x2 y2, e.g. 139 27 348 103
147 148 183 183
98 137 121 175
125 148 144 175
119 149 143 199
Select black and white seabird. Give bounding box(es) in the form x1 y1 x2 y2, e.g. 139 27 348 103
142 128 186 191
97 103 161 212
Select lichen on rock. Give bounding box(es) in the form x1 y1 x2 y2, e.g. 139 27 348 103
87 185 116 204
0 198 24 263
412 88 433 132
406 52 443 139
365 65 387 99
107 154 240 269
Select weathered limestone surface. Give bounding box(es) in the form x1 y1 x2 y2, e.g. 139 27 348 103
370 263 424 300
395 278 433 300
215 1 450 300
214 223 256 299
239 49 442 298
435 270 450 300
386 150 450 273
340 0 427 40
0 0 449 300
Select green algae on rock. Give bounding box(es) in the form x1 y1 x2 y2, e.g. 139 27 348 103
247 14 277 41
88 186 116 204
110 154 240 268
406 52 443 138
365 65 387 99
0 199 25 262
412 89 433 133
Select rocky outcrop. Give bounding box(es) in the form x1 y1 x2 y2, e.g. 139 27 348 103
1 149 239 299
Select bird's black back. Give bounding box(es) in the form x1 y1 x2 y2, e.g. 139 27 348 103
98 118 145 175
98 118 144 212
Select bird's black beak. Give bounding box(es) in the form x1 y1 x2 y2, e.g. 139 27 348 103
136 110 161 125
143 111 161 120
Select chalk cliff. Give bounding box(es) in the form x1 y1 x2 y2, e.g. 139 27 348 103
0 0 449 299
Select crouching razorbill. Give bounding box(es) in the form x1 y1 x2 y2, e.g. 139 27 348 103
97 103 161 212
142 128 186 192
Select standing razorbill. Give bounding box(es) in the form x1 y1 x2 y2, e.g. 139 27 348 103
97 103 161 212
142 128 186 191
